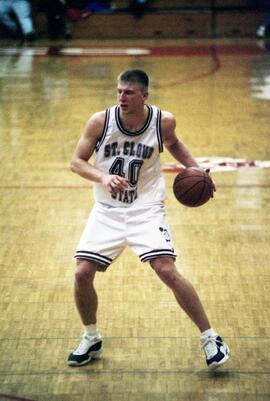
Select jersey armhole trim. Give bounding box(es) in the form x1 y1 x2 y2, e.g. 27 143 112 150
96 108 110 151
156 109 163 153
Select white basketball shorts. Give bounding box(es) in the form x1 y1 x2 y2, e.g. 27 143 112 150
75 201 176 271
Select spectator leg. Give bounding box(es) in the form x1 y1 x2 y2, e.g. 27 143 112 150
0 0 18 35
12 0 35 37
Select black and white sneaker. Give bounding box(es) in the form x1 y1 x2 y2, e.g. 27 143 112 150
68 333 103 367
201 335 230 370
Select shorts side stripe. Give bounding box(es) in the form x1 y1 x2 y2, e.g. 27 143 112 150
75 250 112 266
139 249 176 263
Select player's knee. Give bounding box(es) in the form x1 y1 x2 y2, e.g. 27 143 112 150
74 259 96 286
150 258 176 287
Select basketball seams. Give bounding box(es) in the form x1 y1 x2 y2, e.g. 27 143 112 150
174 180 204 199
190 183 207 206
194 179 212 206
182 182 209 206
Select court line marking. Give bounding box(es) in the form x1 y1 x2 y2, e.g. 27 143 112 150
0 44 267 57
156 45 221 88
1 335 270 340
0 369 269 377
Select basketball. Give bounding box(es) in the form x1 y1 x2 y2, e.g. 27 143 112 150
173 167 214 207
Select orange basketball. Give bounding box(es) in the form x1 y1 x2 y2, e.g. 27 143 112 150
173 167 214 207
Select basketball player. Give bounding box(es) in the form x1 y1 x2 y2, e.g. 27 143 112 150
68 69 230 370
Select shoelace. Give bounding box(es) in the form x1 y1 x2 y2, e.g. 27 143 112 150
201 337 219 359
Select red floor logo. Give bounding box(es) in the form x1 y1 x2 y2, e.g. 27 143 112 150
162 157 270 173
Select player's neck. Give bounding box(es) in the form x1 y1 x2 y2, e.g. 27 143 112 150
119 104 148 132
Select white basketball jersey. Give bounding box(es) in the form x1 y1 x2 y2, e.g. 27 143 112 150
93 104 167 207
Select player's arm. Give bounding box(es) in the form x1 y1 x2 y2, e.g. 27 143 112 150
161 111 216 192
70 111 128 194
161 111 216 193
161 111 199 168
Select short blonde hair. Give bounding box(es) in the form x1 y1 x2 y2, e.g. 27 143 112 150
117 69 149 91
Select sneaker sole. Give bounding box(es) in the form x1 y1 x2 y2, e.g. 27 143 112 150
208 345 230 371
68 349 102 367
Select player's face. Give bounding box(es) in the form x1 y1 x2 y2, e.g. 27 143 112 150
117 81 148 114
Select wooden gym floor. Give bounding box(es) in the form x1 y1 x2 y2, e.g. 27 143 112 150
0 37 270 401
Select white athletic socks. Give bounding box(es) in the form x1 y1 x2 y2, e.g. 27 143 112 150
200 328 218 340
84 324 98 336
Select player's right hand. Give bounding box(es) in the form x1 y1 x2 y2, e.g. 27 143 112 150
101 174 129 195
205 168 216 196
